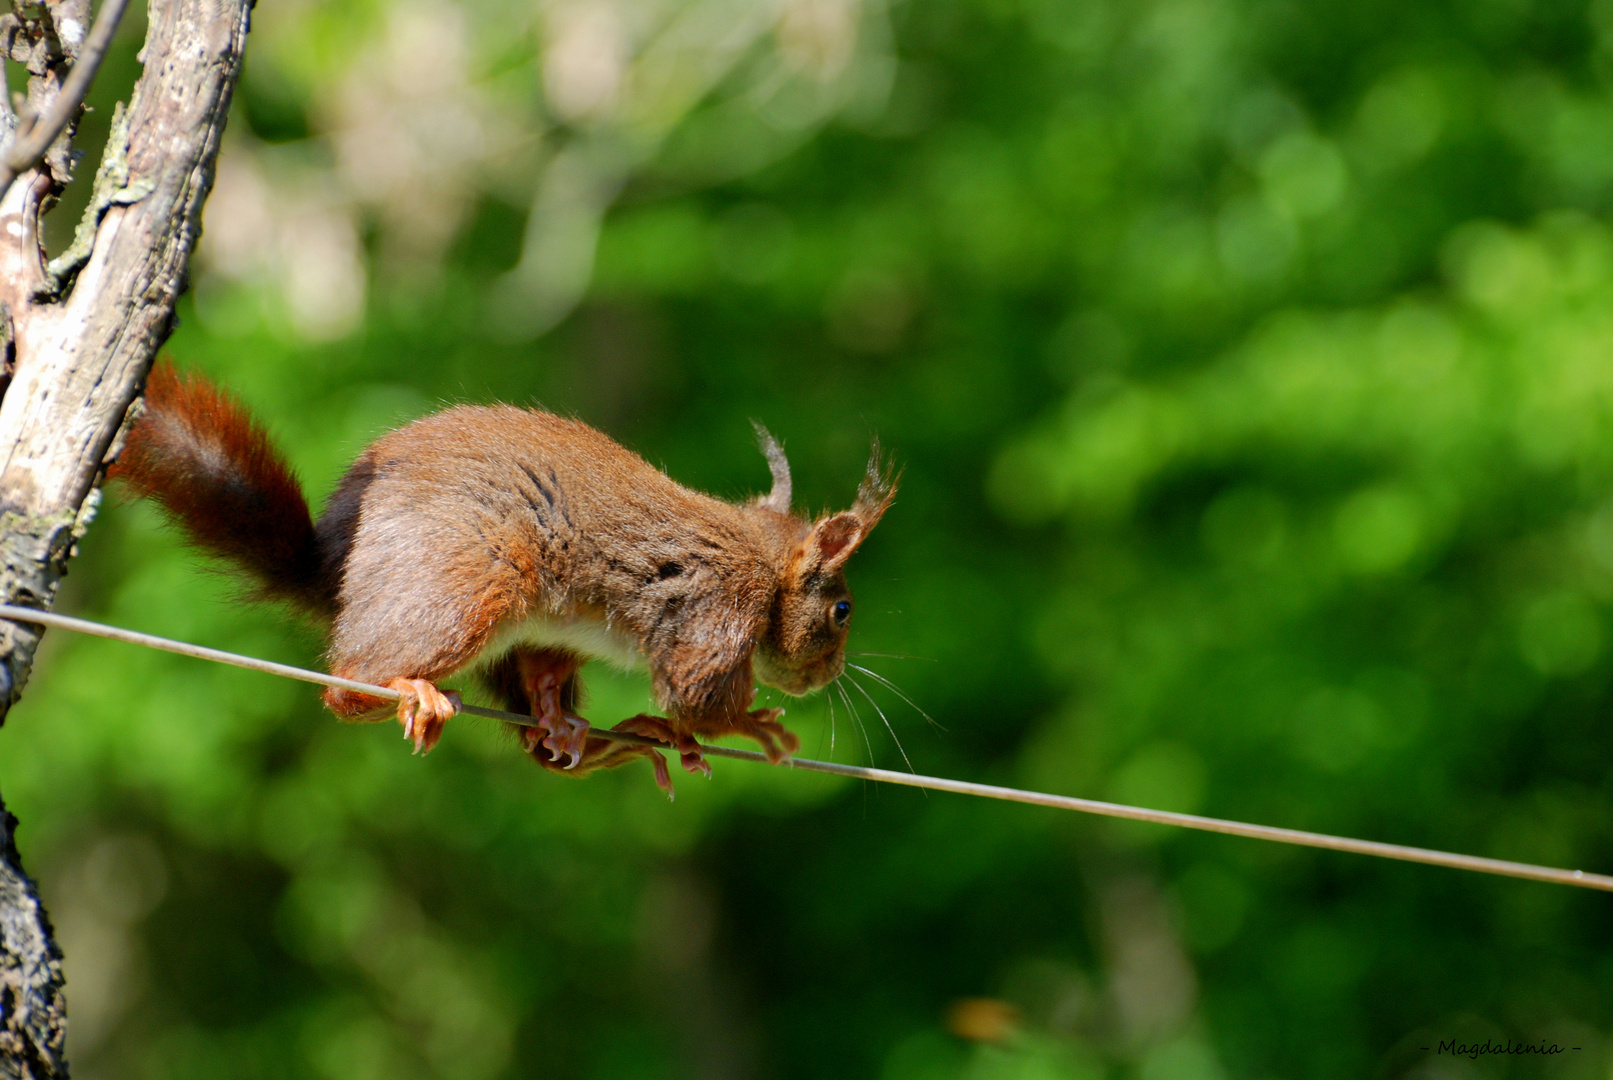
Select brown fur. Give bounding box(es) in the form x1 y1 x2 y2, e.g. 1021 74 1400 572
113 362 896 767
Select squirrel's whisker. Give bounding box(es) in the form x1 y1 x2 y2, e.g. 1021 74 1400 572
812 681 836 762
826 682 838 760
846 663 944 733
835 679 875 768
844 670 917 776
848 652 937 662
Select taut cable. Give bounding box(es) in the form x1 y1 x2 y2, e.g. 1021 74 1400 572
3 603 1611 894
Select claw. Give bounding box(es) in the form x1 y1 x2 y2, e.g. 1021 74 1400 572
651 752 673 800
524 711 591 769
553 713 591 769
681 746 713 778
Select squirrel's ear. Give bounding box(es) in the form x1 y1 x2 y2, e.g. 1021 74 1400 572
752 422 792 514
793 439 899 576
803 512 868 574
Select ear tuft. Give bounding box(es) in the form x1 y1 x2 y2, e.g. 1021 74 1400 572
790 436 899 576
752 422 792 514
852 437 899 528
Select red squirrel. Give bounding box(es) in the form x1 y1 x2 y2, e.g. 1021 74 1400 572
107 363 894 793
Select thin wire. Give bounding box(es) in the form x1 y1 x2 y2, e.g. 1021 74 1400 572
4 603 1612 894
0 605 672 744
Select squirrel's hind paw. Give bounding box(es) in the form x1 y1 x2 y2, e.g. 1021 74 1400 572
521 711 590 769
390 678 460 754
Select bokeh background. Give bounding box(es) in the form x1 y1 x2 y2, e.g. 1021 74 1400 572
4 0 1613 1075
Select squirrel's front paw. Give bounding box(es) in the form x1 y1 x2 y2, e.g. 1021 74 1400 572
389 678 460 754
692 707 797 764
744 707 798 764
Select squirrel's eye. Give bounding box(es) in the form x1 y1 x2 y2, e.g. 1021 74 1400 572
832 599 852 626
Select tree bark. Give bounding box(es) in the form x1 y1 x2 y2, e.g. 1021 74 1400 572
0 0 252 1074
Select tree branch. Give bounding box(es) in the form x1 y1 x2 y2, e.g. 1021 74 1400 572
0 806 63 1079
0 0 253 1074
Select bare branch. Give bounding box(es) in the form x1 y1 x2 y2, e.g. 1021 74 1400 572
0 805 65 1080
0 0 253 1073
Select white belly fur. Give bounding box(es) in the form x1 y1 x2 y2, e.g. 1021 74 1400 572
477 611 647 673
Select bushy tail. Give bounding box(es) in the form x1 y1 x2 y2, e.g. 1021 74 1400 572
109 362 332 614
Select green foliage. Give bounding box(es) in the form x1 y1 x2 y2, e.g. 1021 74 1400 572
7 0 1613 1076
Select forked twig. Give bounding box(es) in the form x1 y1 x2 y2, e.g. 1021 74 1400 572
0 0 132 200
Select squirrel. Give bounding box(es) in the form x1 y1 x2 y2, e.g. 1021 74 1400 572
107 362 895 794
